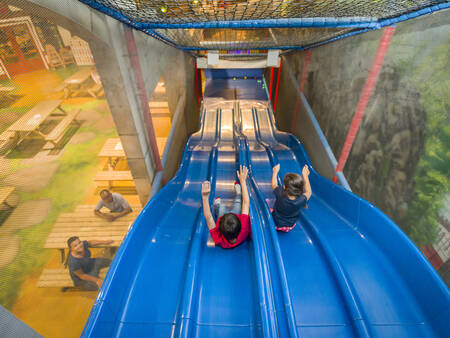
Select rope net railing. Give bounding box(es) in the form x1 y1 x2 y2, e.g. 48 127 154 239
79 0 450 51
155 27 355 50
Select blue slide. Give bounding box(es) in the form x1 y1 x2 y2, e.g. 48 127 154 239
83 69 449 337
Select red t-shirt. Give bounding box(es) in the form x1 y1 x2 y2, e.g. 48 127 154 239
209 214 251 249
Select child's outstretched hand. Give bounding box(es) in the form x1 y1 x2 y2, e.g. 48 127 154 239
237 165 248 182
273 164 280 174
302 165 310 177
201 181 211 197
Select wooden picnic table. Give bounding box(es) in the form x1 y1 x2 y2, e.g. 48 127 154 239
45 207 142 262
8 100 65 134
60 67 102 98
64 67 93 86
98 138 126 170
0 186 15 209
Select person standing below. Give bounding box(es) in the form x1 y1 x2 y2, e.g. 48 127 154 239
65 236 113 291
94 189 132 222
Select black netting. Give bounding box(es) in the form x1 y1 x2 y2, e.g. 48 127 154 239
92 0 445 24
156 27 355 50
81 0 448 51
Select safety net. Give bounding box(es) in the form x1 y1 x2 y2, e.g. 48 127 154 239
80 1 449 51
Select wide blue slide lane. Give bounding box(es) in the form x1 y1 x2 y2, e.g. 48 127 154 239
83 69 449 338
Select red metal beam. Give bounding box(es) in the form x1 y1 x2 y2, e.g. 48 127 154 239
291 50 312 133
269 67 274 100
333 27 396 183
198 68 203 100
194 59 200 108
273 60 282 112
124 26 163 172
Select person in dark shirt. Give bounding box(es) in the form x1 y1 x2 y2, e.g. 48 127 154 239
271 164 312 232
65 236 113 290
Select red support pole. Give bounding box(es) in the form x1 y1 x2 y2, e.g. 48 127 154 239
194 60 200 109
291 50 312 133
299 50 312 93
273 60 282 112
198 68 203 100
332 27 396 183
269 67 274 100
124 26 163 172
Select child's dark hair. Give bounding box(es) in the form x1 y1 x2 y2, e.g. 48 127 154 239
64 236 79 268
218 213 241 242
283 173 304 197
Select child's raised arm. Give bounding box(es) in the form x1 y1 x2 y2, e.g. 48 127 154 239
201 181 216 230
237 166 250 215
271 164 280 190
302 165 312 200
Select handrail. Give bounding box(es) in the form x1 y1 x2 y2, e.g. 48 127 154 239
278 57 352 190
161 94 185 167
150 95 198 200
175 108 221 338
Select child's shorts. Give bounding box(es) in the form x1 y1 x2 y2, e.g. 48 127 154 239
276 222 297 232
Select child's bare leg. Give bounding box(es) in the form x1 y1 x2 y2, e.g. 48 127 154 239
230 184 242 215
213 198 228 220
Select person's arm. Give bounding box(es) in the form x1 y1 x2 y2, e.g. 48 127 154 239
302 165 312 200
88 239 114 247
237 166 249 215
110 207 132 220
272 164 280 190
201 181 216 230
73 269 102 288
94 203 115 221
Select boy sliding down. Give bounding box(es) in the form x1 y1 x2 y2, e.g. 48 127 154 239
202 166 251 249
271 164 312 232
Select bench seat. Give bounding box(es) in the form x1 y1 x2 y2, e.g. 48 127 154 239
0 130 14 142
37 268 106 288
45 109 81 145
94 171 134 182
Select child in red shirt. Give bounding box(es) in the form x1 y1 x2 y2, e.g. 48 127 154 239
201 166 251 249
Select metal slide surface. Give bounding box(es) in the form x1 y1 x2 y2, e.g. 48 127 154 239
83 70 449 338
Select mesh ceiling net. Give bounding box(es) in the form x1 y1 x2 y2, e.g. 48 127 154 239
80 0 449 51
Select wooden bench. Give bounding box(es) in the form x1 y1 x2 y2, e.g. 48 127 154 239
37 268 107 289
75 204 142 212
0 131 16 152
0 186 16 209
86 82 104 98
94 171 134 189
45 109 81 147
45 207 142 262
0 130 15 142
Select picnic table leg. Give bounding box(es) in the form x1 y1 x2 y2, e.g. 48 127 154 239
56 106 69 116
2 201 14 209
59 249 65 264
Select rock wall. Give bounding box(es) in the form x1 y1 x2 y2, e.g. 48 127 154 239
280 9 449 247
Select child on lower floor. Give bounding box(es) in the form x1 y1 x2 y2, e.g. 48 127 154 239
201 165 251 249
271 164 312 232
